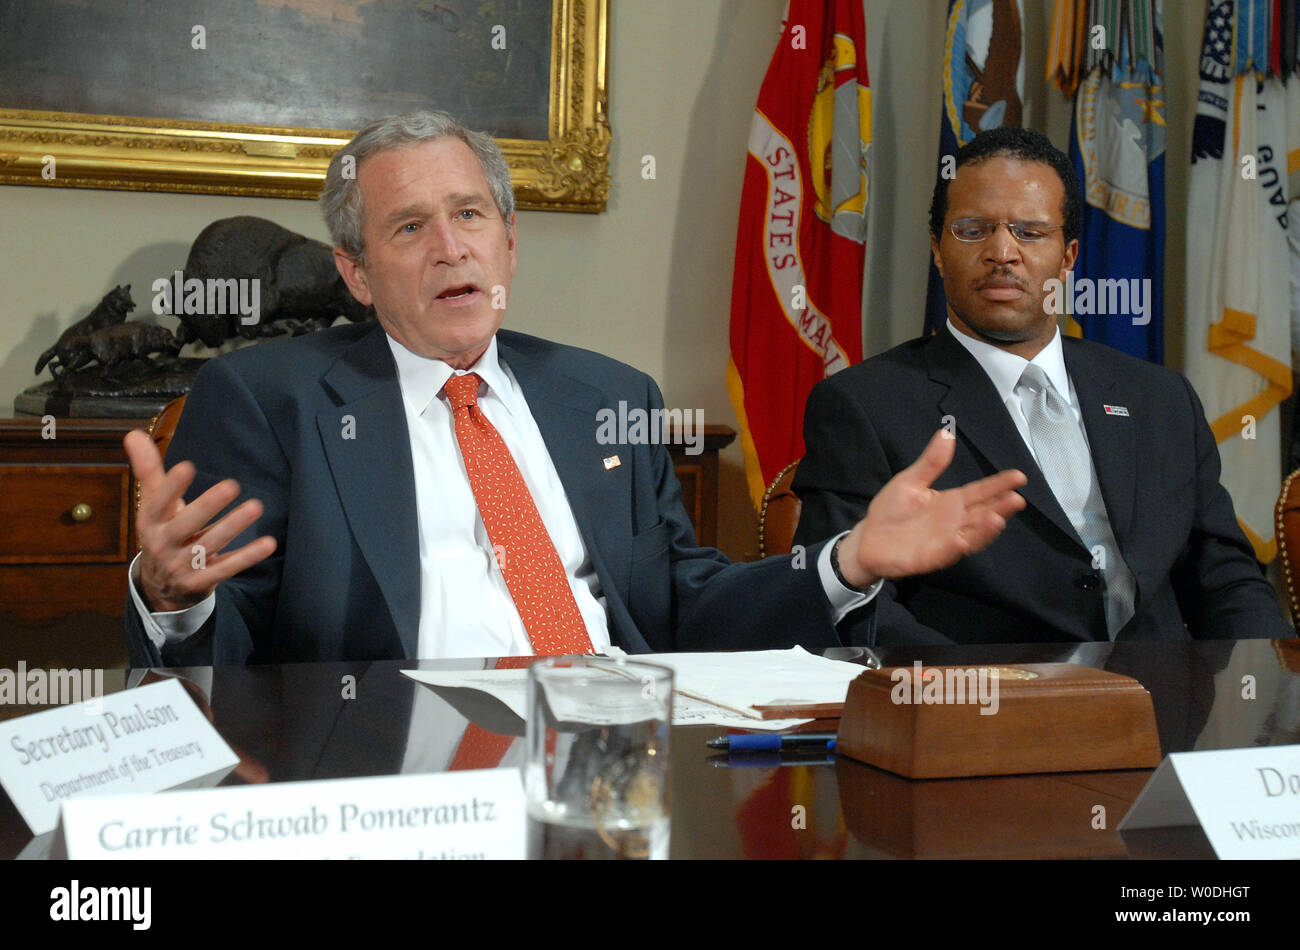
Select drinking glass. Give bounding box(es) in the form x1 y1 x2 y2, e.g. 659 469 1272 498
524 656 672 859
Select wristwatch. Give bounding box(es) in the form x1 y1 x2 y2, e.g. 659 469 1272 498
830 536 873 593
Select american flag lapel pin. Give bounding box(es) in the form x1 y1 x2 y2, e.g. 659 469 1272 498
1103 404 1130 417
603 455 621 470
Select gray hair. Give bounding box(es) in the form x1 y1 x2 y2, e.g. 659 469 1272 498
320 110 516 263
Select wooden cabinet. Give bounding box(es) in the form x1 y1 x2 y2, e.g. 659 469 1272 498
0 417 146 624
0 417 735 624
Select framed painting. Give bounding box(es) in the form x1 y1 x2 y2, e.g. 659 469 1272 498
0 0 608 211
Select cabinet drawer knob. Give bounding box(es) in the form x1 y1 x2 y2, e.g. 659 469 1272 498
71 503 93 522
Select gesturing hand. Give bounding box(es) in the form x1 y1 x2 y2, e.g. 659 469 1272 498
124 429 277 613
835 429 1027 588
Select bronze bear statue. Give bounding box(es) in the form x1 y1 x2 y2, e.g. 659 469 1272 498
177 216 373 347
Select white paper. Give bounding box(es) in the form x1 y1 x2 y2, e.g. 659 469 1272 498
1119 745 1300 859
670 693 811 730
0 678 238 834
55 768 525 859
651 646 866 716
403 647 865 730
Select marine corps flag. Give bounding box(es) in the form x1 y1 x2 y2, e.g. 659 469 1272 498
728 0 870 510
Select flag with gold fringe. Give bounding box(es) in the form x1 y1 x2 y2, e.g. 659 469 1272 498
727 0 870 509
1184 0 1300 563
1051 0 1166 362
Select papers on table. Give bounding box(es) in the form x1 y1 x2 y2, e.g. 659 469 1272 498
403 647 866 730
652 647 864 719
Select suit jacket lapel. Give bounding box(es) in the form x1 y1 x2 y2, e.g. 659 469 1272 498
317 326 421 657
927 329 1085 550
497 334 635 606
1065 342 1137 550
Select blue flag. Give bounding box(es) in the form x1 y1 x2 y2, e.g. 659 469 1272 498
1067 65 1166 362
924 0 1025 335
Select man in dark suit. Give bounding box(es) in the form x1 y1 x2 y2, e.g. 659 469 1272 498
121 111 1028 666
794 126 1293 646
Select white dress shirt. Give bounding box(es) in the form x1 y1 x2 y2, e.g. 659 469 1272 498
390 334 612 658
130 331 873 659
945 319 1091 462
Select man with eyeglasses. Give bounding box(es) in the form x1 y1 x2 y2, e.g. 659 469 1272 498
792 126 1293 645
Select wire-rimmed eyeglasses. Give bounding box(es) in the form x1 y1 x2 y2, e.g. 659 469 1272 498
949 218 1065 243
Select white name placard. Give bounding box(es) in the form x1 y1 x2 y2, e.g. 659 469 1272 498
0 678 237 834
1119 745 1300 858
55 768 525 859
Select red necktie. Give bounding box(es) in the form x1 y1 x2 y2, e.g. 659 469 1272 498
447 656 536 771
443 372 594 656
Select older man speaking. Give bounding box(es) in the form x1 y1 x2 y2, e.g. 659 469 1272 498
122 111 1026 665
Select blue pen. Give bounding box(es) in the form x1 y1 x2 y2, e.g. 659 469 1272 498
705 732 837 752
706 752 835 769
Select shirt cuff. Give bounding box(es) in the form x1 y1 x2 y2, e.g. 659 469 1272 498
816 532 883 624
128 551 216 650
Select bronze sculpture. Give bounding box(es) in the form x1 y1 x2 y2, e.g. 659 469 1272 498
32 284 135 377
175 216 373 347
54 322 182 379
21 216 373 417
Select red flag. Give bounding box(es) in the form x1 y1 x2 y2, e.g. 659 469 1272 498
728 0 870 509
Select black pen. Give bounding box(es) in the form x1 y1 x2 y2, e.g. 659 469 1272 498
705 732 837 752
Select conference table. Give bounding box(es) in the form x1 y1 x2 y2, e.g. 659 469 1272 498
1 637 1296 860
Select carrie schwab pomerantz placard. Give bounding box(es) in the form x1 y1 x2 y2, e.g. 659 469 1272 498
0 678 237 835
55 769 526 859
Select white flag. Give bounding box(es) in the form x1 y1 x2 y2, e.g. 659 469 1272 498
1186 75 1295 561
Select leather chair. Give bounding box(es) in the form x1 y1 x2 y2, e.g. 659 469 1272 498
133 394 188 513
1274 467 1300 625
758 459 801 558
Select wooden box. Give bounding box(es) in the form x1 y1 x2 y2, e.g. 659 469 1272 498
834 758 1153 858
836 662 1162 778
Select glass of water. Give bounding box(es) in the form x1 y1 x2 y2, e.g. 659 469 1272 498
525 656 673 860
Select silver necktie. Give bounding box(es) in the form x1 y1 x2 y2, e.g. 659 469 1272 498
1016 364 1136 637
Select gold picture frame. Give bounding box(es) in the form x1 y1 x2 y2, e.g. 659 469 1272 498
0 0 609 212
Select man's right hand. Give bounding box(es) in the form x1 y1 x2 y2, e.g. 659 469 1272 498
835 429 1027 588
124 430 277 613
